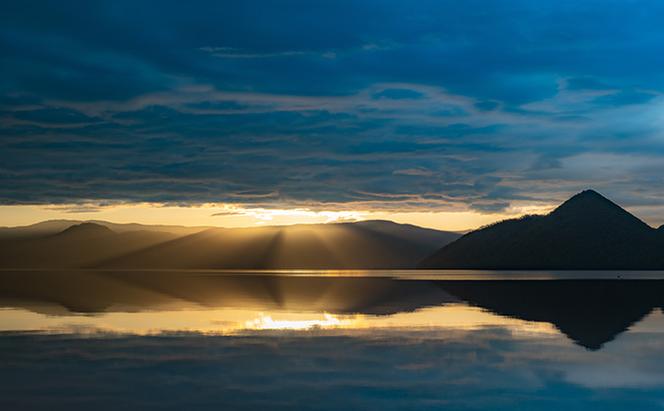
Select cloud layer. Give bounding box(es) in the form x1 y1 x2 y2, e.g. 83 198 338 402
2 1 664 214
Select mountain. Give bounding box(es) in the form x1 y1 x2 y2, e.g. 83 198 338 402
58 222 114 237
0 219 81 239
420 190 664 269
98 220 459 269
0 220 459 269
0 223 178 268
0 219 210 238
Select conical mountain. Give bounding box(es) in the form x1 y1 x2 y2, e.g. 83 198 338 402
420 190 664 269
548 190 652 230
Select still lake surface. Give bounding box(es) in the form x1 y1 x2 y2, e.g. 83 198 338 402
2 269 664 410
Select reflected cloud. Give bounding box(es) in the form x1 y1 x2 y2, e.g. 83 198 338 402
3 321 664 410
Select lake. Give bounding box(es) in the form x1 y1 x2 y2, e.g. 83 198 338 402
2 270 664 410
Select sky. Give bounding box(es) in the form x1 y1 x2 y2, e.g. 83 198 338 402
2 0 664 230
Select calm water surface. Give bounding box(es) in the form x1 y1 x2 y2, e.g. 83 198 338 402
2 270 664 410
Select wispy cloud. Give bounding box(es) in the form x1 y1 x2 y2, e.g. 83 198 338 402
199 46 311 59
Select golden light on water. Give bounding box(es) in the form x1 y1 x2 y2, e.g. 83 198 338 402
0 305 560 336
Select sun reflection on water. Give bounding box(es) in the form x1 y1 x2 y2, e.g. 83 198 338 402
0 304 562 337
244 313 355 330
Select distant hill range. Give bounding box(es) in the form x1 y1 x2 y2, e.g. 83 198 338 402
0 219 209 238
0 220 459 269
420 190 664 269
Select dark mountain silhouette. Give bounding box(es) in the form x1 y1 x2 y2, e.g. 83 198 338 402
420 190 664 269
0 219 210 238
0 219 85 239
0 220 459 269
98 220 459 269
0 223 178 268
58 222 114 237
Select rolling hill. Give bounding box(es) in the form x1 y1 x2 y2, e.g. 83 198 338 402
0 220 459 269
0 219 210 238
98 220 459 269
0 223 179 268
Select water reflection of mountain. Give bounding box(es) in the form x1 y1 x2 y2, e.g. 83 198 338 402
1 271 662 350
0 271 458 316
436 280 663 350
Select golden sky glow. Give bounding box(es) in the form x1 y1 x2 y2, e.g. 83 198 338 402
0 202 557 232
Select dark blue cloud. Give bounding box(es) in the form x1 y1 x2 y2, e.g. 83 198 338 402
2 1 664 212
566 77 612 91
12 108 101 124
474 101 500 111
593 89 658 107
372 88 424 100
